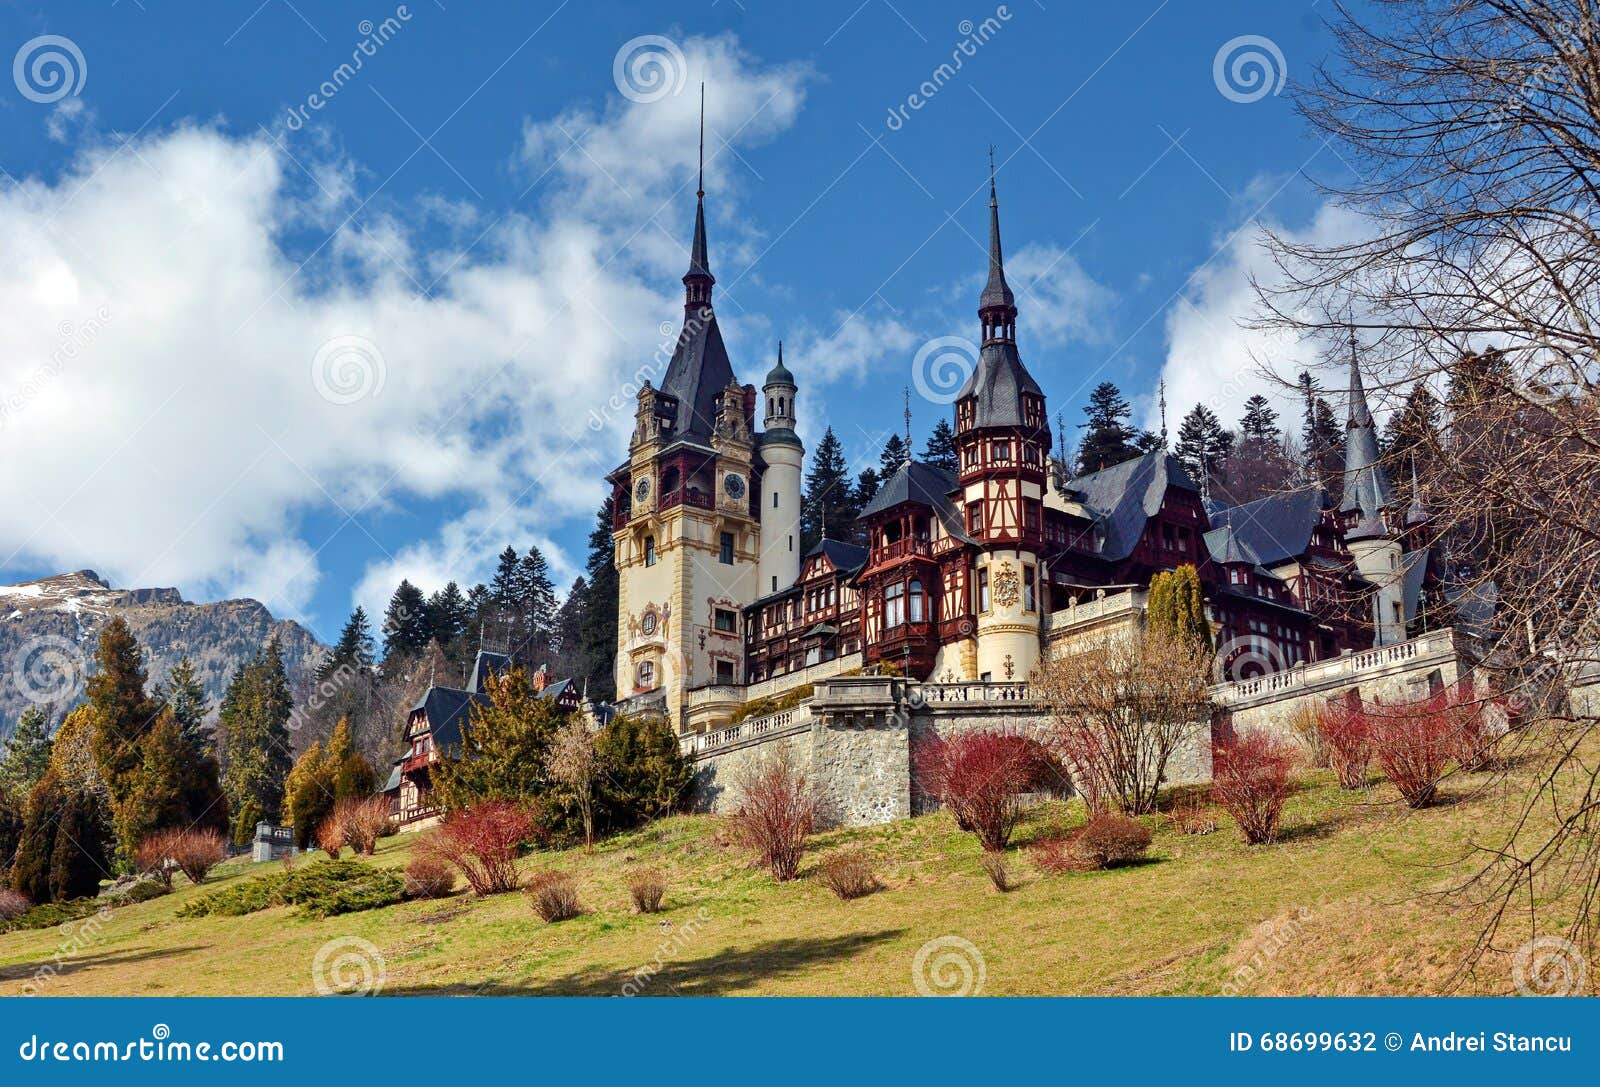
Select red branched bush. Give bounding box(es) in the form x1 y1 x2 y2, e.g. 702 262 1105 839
1211 730 1298 844
730 752 816 882
334 795 392 855
137 828 227 886
415 800 536 896
1072 814 1152 869
1367 692 1468 808
315 816 345 859
1316 700 1374 789
914 730 1057 852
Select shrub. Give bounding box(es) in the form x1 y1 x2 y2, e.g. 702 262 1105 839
1073 815 1152 870
106 877 170 905
913 730 1056 852
334 795 392 855
730 752 816 882
815 848 879 900
134 828 226 887
178 858 403 919
526 870 581 922
627 867 667 913
1165 798 1218 836
1211 730 1297 845
402 857 455 899
1317 700 1373 789
1287 704 1331 768
1367 693 1459 808
0 888 31 921
981 853 1014 892
415 800 536 897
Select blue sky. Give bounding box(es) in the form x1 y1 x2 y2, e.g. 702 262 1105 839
0 0 1358 642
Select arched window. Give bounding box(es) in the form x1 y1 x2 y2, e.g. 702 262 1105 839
644 536 656 567
908 579 925 622
778 396 786 415
885 582 905 628
636 660 655 689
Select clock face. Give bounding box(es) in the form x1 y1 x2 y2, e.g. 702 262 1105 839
723 472 746 500
635 477 651 502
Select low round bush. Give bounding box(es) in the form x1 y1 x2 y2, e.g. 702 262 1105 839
627 867 667 913
814 848 879 900
526 870 581 923
403 857 455 899
1072 815 1152 869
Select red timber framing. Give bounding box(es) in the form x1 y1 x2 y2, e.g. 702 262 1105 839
858 504 942 677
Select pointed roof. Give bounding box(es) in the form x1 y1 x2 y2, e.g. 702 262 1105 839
685 194 711 282
764 341 793 387
1405 457 1428 526
955 340 1045 429
979 155 1014 313
659 316 736 444
1338 335 1395 536
1068 452 1199 561
859 459 959 519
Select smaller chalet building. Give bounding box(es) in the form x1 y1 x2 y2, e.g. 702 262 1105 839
381 650 580 826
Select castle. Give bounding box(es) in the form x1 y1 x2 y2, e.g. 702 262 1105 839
604 165 1478 824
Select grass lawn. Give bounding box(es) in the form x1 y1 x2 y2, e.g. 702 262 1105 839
1 735 1592 997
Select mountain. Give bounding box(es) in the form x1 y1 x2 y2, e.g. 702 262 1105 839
0 570 325 736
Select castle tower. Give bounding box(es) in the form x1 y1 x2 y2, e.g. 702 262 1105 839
1339 333 1405 646
950 160 1051 682
758 343 803 597
609 130 760 731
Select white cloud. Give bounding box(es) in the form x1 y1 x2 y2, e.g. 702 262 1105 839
1149 201 1373 436
0 34 815 628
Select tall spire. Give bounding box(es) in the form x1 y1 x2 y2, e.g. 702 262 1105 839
683 83 713 312
978 147 1016 344
1339 327 1395 533
1405 455 1428 526
1158 378 1169 447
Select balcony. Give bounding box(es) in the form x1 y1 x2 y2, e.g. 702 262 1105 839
657 488 714 513
873 538 933 563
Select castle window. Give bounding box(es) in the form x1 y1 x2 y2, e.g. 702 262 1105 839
715 659 735 684
715 608 737 634
644 536 656 567
774 491 780 508
992 440 1011 462
1023 565 1036 612
966 501 984 535
779 396 786 415
885 582 905 628
720 532 734 564
636 660 655 689
977 568 990 613
908 579 925 623
772 576 778 593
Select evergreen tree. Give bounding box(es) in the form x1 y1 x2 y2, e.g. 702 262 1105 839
878 433 909 477
513 547 558 665
1077 382 1141 473
281 717 373 848
424 583 471 654
11 707 112 903
112 707 227 858
594 712 692 830
1297 371 1346 491
552 577 587 667
382 580 432 661
0 706 54 800
1174 404 1235 492
217 641 295 823
1223 395 1295 503
573 498 618 702
1134 430 1166 453
1383 381 1443 510
155 656 211 750
318 607 374 682
920 418 959 474
801 427 860 551
854 467 880 508
1240 394 1281 445
1147 565 1213 651
430 666 567 811
86 617 160 799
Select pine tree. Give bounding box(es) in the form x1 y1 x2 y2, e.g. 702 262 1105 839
281 716 372 848
921 418 959 474
11 707 112 903
801 427 860 551
1077 382 1141 473
217 641 295 823
430 666 567 810
112 707 227 857
1383 381 1442 510
86 618 160 799
381 580 432 661
552 576 586 666
319 607 374 682
594 712 692 829
1297 372 1345 491
1174 404 1235 492
1223 395 1295 503
1147 566 1212 651
424 583 471 654
0 706 53 800
574 498 618 702
1240 394 1281 445
854 467 880 508
1134 430 1166 453
513 547 558 665
878 434 909 477
156 656 211 750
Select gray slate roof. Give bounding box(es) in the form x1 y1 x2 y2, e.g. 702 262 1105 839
955 340 1046 430
807 538 868 573
658 313 736 445
1339 355 1395 536
1068 452 1199 562
1204 487 1326 568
